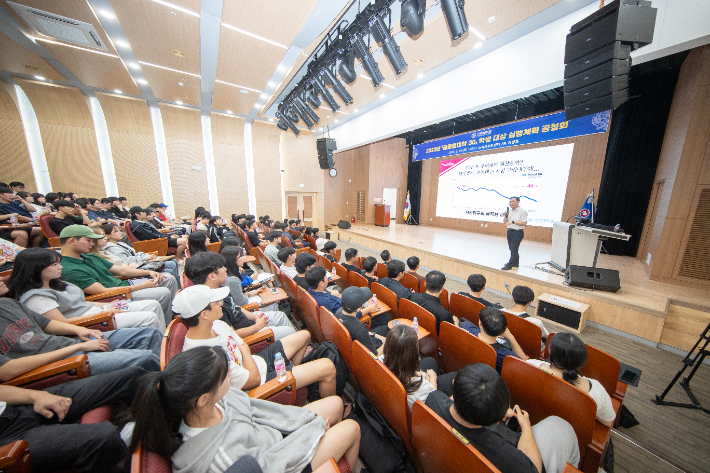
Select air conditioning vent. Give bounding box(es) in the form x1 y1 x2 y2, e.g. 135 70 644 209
8 2 107 51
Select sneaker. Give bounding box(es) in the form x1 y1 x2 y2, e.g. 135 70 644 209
501 264 512 270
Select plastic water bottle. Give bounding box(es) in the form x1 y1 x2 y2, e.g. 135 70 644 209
372 294 377 304
411 317 419 332
274 353 287 382
331 267 337 277
9 214 18 227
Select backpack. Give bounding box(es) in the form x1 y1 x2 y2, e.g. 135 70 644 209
301 341 348 401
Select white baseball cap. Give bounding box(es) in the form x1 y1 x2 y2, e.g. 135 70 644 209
172 285 230 318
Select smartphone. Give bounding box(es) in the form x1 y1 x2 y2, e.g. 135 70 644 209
620 370 638 384
270 287 279 294
506 206 509 216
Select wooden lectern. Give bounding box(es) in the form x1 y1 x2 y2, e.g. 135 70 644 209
374 204 390 227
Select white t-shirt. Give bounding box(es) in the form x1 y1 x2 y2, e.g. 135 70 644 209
183 321 268 390
507 311 549 338
280 264 298 279
526 359 616 423
406 375 435 409
507 207 528 230
22 293 104 317
178 404 224 441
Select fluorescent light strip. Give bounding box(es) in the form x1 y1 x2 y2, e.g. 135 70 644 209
214 79 261 93
470 27 486 41
138 61 200 77
221 23 287 49
358 75 394 88
34 37 118 57
150 0 200 17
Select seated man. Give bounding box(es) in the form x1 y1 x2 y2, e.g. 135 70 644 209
342 248 361 274
0 366 146 473
0 279 160 377
245 220 267 248
59 225 177 325
195 212 210 232
8 182 25 194
425 364 579 473
110 197 130 220
92 198 123 225
459 274 500 308
410 270 458 334
322 241 338 263
184 252 295 340
335 287 388 356
361 256 379 286
463 307 527 373
306 267 342 313
0 187 45 247
174 285 337 396
129 206 187 261
49 200 99 235
277 222 301 248
379 260 413 301
294 252 317 290
264 231 282 264
509 286 549 338
380 250 391 263
406 256 426 283
278 247 298 279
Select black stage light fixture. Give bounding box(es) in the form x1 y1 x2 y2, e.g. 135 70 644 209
292 101 314 129
277 111 300 135
441 0 468 40
276 118 289 131
295 96 320 124
370 10 407 75
400 0 425 36
322 67 353 104
338 49 358 84
313 76 340 112
285 107 299 123
306 86 321 108
352 33 384 87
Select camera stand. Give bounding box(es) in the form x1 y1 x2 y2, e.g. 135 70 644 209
652 322 710 415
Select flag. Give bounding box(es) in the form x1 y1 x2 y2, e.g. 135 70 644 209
579 190 595 222
403 191 411 222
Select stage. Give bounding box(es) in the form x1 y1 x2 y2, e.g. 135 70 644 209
336 223 710 349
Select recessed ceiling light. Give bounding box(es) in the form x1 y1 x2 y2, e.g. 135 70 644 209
488 16 495 23
116 40 129 48
334 119 339 123
34 75 45 80
413 59 424 65
417 73 424 79
172 49 185 57
178 81 184 86
260 93 267 99
171 11 176 15
267 82 276 88
326 115 330 118
474 41 483 49
380 94 386 99
137 79 148 85
129 62 140 69
175 100 183 104
254 103 261 108
240 89 249 94
227 110 233 113
114 89 122 94
354 109 359 112
24 64 39 70
99 10 114 19
277 65 287 72
268 118 274 122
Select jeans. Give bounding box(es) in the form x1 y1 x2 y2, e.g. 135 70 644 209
83 327 161 374
163 260 181 289
506 228 525 267
131 274 178 326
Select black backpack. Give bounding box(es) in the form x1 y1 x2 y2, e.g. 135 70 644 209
301 341 348 401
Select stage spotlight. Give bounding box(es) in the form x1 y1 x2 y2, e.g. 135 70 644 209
285 107 299 123
370 10 407 75
313 77 340 112
293 102 314 129
322 67 353 104
276 118 288 131
306 86 321 108
352 33 384 87
441 0 468 40
338 50 358 84
295 96 320 125
277 112 300 135
400 0 425 36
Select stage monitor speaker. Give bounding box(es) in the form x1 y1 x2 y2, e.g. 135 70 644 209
337 220 351 229
565 265 621 292
317 138 337 170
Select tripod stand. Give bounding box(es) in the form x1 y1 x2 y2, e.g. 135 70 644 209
405 214 418 225
652 321 710 415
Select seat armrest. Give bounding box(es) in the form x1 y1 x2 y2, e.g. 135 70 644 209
0 440 30 471
613 381 627 401
243 329 275 346
359 315 372 330
85 287 132 302
68 311 117 331
2 355 90 387
241 303 259 311
590 420 612 450
248 372 297 402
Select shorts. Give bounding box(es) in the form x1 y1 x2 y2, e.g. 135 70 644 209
255 340 294 382
0 227 31 241
167 238 178 248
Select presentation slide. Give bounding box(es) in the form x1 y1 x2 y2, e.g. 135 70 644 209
435 144 574 227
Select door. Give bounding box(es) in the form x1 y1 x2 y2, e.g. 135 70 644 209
285 193 317 228
382 188 398 220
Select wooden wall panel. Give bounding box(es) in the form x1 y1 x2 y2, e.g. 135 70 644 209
326 145 369 225
159 104 208 218
16 80 103 196
211 113 248 218
281 133 322 193
368 138 409 224
0 81 34 192
252 122 282 219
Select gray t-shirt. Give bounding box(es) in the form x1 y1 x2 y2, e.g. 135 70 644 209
264 244 280 265
0 299 79 367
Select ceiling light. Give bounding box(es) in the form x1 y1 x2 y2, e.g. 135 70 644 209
326 115 330 118
214 79 260 93
99 10 114 19
417 73 424 79
400 0 426 36
267 82 276 88
413 58 424 65
254 103 261 108
178 81 184 86
221 22 287 49
150 0 200 17
260 93 268 99
354 109 359 112
277 65 287 72
240 89 249 94
474 41 483 48
226 110 232 113
129 62 140 69
139 61 200 77
35 37 118 57
441 0 469 40
380 94 386 99
171 11 176 15
137 79 148 85
470 27 486 41
172 49 185 57
34 75 45 80
175 100 183 104
114 89 122 94
268 118 274 122
488 16 496 23
116 40 129 48
334 119 339 123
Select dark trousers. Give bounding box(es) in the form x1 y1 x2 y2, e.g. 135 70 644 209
506 229 525 267
0 366 146 473
419 357 456 397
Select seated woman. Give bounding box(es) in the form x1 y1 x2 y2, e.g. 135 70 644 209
222 244 270 290
526 332 616 426
187 230 210 258
130 346 360 473
220 246 277 311
7 248 166 331
383 324 457 408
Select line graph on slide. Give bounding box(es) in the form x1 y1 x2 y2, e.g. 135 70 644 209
455 186 538 203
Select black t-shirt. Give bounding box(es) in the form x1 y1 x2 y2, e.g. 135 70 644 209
48 216 84 235
379 278 412 301
111 206 130 219
221 294 254 329
457 292 497 308
325 254 336 263
425 391 537 473
335 308 381 355
342 263 362 274
294 275 310 291
246 231 261 248
410 292 454 334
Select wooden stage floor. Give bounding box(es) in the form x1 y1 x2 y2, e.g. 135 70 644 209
337 223 710 346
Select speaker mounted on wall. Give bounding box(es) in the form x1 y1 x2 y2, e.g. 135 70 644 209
317 138 337 170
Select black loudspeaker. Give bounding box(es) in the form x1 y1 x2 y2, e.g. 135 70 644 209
317 138 337 170
337 220 351 229
563 0 656 121
565 265 621 293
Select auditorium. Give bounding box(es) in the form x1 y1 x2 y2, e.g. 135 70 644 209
0 0 709 472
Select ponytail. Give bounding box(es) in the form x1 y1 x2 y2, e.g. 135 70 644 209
561 368 580 384
548 332 588 386
130 371 176 458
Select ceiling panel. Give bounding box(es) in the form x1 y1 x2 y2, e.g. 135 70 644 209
215 30 286 92
142 65 200 106
111 0 201 75
0 31 66 81
221 0 321 46
211 81 257 115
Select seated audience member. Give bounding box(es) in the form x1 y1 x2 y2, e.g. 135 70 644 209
206 215 227 242
306 266 342 313
221 246 277 311
59 225 177 323
30 193 48 209
459 274 500 307
313 228 327 253
8 182 25 194
384 324 456 408
406 256 426 283
381 250 391 263
0 278 161 377
110 197 130 220
361 256 379 285
322 241 338 263
9 248 166 331
379 260 413 301
44 192 59 206
527 332 616 426
130 206 187 261
342 248 361 274
464 307 527 373
275 222 299 249
264 231 282 264
410 270 458 334
0 367 146 473
153 203 171 222
335 287 389 356
187 230 210 258
184 252 295 339
94 198 123 224
49 200 98 235
425 364 580 473
195 212 210 232
130 347 359 472
278 247 298 278
294 252 317 290
15 191 33 204
509 285 549 338
244 220 266 248
0 187 45 247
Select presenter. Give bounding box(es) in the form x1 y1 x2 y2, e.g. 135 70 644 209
502 196 527 270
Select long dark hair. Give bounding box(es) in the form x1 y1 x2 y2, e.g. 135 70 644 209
101 223 118 238
219 236 242 253
130 346 230 458
383 324 423 394
220 246 243 278
6 248 66 299
549 332 588 384
188 231 209 255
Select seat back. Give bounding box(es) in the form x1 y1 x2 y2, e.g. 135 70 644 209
371 282 399 317
124 222 139 242
306 235 316 248
355 256 364 270
439 321 496 371
501 357 596 462
207 242 221 253
449 293 485 326
297 286 325 342
255 247 271 271
281 274 302 322
411 401 502 473
318 255 333 272
281 235 293 248
501 311 542 359
578 343 621 397
400 273 419 293
180 273 194 288
332 262 349 291
399 298 438 345
161 318 187 369
39 214 57 238
348 271 369 288
376 263 388 280
320 309 353 370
